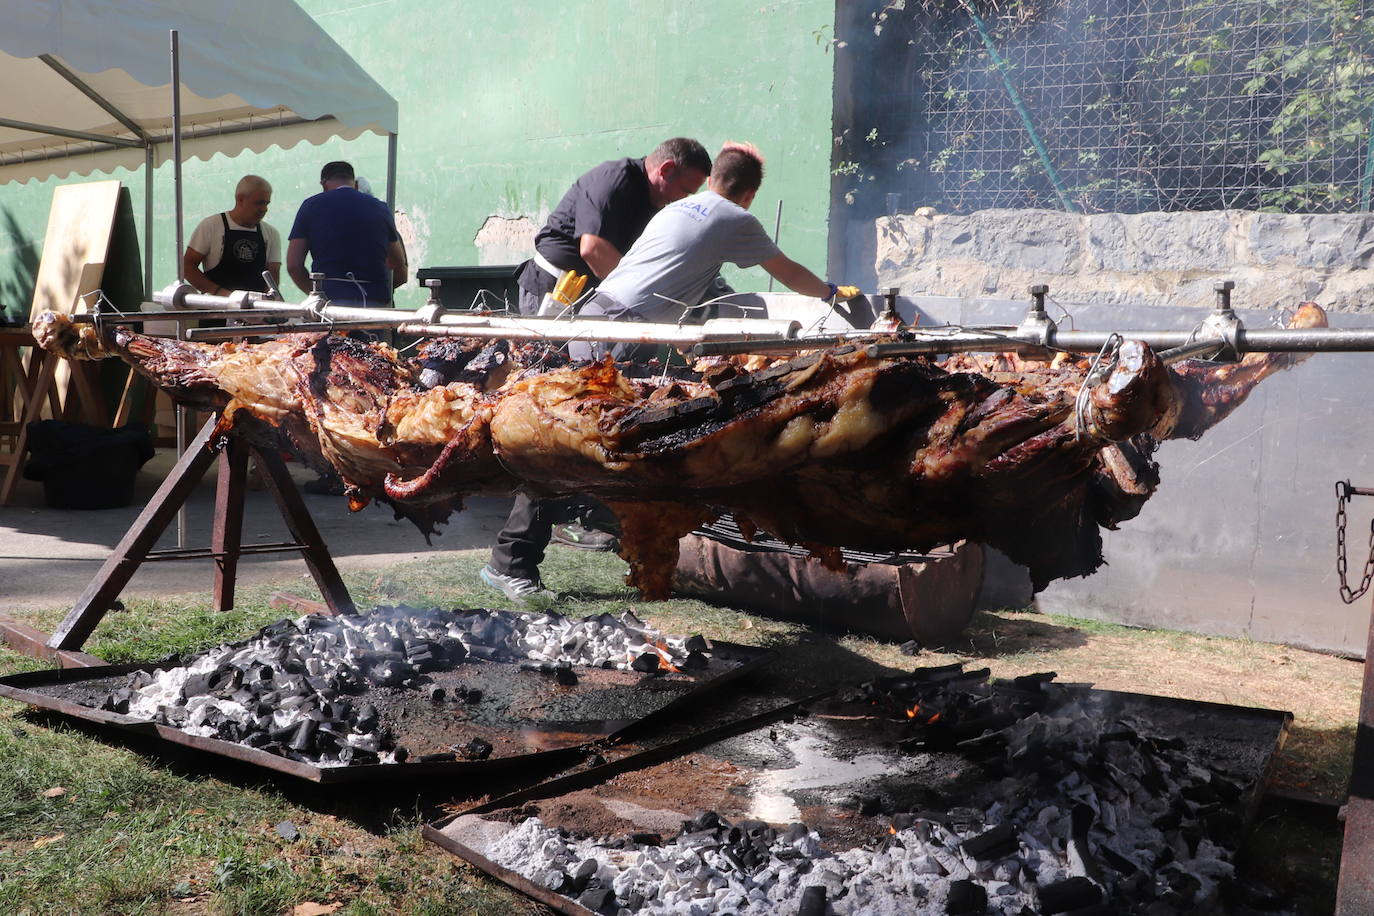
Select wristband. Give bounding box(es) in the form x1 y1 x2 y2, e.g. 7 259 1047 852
824 282 838 301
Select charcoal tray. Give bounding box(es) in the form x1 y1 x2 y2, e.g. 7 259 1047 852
0 640 774 784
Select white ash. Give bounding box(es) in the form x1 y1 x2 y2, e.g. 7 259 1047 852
95 605 707 766
480 683 1257 913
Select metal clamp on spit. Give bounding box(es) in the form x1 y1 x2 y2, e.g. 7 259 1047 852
1016 284 1056 347
411 278 446 325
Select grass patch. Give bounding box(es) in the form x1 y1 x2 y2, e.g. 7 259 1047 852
0 548 1359 913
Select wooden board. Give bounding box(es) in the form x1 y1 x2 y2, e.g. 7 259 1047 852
29 180 121 321
28 180 122 412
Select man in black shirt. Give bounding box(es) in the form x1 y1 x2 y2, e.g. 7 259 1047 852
515 137 711 315
483 139 710 605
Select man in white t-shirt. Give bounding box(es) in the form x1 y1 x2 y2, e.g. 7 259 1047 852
573 143 856 361
183 175 282 297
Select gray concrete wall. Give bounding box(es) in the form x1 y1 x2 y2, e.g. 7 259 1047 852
874 209 1374 315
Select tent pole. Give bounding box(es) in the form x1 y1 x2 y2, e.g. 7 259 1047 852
386 132 397 209
170 29 189 551
144 147 154 299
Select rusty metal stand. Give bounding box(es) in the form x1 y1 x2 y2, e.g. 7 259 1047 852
0 415 354 660
1336 597 1374 914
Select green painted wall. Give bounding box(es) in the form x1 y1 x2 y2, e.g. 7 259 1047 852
0 0 836 320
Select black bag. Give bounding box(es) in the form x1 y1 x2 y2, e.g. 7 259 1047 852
23 420 155 510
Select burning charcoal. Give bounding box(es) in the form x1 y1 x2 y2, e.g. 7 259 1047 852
630 652 661 673
555 664 579 687
101 688 132 714
369 660 413 687
577 887 614 913
438 636 467 662
961 823 1018 861
1037 876 1103 914
797 885 828 916
181 672 213 698
889 813 917 832
909 662 966 682
208 666 242 692
682 650 709 670
288 719 318 753
858 797 884 817
691 811 725 832
258 620 295 639
455 738 493 761
569 858 599 893
945 878 987 914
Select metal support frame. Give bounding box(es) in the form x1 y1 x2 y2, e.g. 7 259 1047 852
1337 594 1374 913
21 415 355 654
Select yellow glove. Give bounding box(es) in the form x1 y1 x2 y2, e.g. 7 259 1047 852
836 285 861 300
552 270 588 305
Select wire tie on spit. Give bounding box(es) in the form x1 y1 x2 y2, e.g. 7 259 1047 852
1073 333 1122 441
1046 294 1076 330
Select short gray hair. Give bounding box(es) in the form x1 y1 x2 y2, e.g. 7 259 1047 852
235 174 270 197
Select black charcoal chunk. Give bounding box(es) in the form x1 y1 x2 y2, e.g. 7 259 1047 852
455 738 493 761
946 878 987 914
555 664 579 686
577 887 613 913
683 650 709 670
570 857 599 893
1038 877 1103 914
798 885 828 916
684 634 709 653
417 751 456 763
962 823 1019 861
630 652 661 673
288 719 317 752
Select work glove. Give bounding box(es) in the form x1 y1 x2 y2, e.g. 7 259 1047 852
823 283 862 302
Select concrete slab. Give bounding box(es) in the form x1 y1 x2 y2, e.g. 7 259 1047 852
0 447 512 612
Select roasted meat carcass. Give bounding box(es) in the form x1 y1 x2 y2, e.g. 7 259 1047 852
33 304 1326 596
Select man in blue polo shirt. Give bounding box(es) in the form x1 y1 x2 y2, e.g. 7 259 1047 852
286 161 407 306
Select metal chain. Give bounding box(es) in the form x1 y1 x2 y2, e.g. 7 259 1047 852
1335 480 1374 604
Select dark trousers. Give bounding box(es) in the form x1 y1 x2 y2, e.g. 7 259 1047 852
488 492 620 581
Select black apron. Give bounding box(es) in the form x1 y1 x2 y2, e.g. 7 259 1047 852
204 213 267 292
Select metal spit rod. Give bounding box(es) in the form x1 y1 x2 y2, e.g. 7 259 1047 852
147 280 1374 355
863 326 1374 358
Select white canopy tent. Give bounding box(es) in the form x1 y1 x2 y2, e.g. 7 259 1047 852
1 0 399 291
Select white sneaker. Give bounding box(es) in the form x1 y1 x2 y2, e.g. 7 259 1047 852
480 565 556 605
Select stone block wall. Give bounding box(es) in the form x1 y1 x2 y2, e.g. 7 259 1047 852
874 209 1374 313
